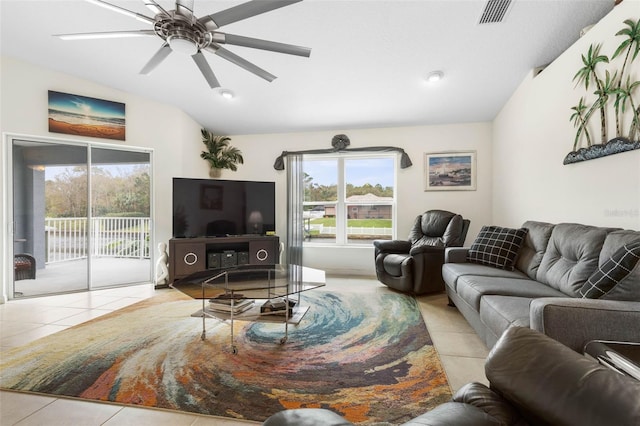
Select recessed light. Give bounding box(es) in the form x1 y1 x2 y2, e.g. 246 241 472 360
425 70 444 83
219 89 234 99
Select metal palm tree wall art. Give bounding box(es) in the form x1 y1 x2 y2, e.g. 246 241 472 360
565 18 640 165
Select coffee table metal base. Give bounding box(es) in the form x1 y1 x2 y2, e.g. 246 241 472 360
172 265 325 354
192 304 310 353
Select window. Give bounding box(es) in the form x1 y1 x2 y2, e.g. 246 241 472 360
303 154 395 245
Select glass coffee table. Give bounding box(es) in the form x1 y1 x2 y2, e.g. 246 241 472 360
584 340 640 381
171 264 325 353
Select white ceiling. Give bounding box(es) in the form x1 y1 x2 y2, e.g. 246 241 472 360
0 0 614 135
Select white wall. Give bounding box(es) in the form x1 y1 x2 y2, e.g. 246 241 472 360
0 56 204 302
229 122 493 276
493 0 640 230
1 56 493 295
1 56 493 292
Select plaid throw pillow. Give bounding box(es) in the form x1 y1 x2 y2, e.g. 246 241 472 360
467 226 528 271
579 240 640 299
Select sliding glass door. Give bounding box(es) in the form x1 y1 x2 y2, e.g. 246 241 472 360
10 138 152 298
13 141 89 295
90 147 151 288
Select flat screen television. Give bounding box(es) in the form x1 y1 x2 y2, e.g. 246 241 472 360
172 178 276 238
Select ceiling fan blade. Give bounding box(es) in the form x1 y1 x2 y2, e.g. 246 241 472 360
55 30 156 40
199 0 302 29
192 51 221 88
205 45 276 82
142 0 169 16
175 0 195 19
213 33 311 57
140 43 172 75
86 0 155 25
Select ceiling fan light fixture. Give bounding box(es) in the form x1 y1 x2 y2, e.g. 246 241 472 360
425 70 444 83
168 35 199 55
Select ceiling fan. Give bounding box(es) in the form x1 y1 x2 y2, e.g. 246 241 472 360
55 0 311 89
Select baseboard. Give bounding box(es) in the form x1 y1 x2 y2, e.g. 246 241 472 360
321 267 376 277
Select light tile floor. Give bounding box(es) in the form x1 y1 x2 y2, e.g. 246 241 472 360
0 277 489 425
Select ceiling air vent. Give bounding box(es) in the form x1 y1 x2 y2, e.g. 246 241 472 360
478 0 512 24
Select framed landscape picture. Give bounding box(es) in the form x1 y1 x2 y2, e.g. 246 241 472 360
48 91 126 141
424 151 476 191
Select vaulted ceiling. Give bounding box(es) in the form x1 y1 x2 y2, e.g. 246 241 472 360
0 0 614 135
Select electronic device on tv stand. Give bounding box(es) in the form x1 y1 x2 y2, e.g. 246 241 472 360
172 178 276 238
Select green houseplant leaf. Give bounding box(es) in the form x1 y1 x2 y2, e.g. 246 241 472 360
200 129 244 172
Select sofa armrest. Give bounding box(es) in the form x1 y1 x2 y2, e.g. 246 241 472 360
401 402 506 426
403 382 521 425
409 244 445 256
530 298 640 352
373 239 411 254
486 327 640 426
444 247 470 264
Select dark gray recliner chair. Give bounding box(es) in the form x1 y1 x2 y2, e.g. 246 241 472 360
373 210 469 294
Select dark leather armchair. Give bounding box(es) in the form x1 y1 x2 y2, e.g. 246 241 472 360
373 210 469 294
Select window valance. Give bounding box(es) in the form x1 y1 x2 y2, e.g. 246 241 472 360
272 134 413 170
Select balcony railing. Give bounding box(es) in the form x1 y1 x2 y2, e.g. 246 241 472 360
45 217 151 264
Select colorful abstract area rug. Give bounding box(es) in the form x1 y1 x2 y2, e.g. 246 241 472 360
0 289 451 424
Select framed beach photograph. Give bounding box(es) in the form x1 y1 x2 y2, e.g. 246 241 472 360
48 91 126 141
424 151 476 191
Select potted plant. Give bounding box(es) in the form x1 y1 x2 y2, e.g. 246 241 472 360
200 129 244 177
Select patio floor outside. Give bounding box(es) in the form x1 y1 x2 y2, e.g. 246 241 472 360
13 258 152 299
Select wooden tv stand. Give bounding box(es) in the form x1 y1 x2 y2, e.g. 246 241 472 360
168 235 280 283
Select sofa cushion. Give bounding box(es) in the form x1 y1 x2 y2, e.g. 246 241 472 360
579 240 640 300
599 229 640 263
457 275 566 311
409 210 464 247
516 221 555 280
467 226 528 271
537 223 616 297
480 296 532 341
603 270 640 302
442 263 529 292
451 382 524 426
402 401 505 426
405 382 525 426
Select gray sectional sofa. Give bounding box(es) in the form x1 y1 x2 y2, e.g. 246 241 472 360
443 221 640 350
